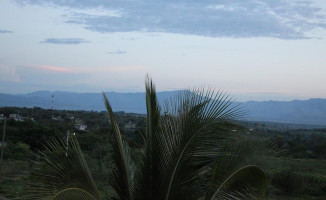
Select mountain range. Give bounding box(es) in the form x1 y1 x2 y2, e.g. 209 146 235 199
0 91 325 126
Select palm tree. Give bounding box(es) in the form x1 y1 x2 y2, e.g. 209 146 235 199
22 77 267 200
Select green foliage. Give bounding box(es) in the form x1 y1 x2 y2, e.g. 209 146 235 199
272 170 326 197
0 160 31 198
11 142 31 159
22 135 101 199
210 165 266 200
17 78 268 200
1 90 326 199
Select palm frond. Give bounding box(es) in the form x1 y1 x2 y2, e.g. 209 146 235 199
210 165 266 200
22 134 100 200
205 134 282 200
103 93 134 200
133 76 162 199
154 88 242 200
21 78 271 200
51 188 99 200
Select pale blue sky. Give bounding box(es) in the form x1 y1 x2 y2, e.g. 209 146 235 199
1 0 326 101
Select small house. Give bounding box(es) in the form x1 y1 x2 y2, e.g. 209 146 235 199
9 114 24 121
125 121 136 129
0 114 5 121
75 124 87 131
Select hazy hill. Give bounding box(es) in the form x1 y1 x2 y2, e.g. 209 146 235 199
244 98 326 125
0 91 325 125
0 91 181 114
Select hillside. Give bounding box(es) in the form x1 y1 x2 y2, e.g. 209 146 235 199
1 91 325 125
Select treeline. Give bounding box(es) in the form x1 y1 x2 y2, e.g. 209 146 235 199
0 106 326 199
0 106 145 160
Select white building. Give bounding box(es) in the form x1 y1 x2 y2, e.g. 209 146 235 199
0 114 5 120
52 115 63 121
9 114 24 121
75 124 87 131
125 121 136 129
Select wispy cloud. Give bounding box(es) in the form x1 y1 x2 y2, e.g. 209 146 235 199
16 0 326 39
98 66 145 72
41 38 89 44
0 29 13 34
206 5 236 12
70 7 122 17
30 65 73 73
28 65 145 73
107 50 127 54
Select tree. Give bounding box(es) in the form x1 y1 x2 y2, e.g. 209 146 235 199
21 77 267 200
11 142 31 159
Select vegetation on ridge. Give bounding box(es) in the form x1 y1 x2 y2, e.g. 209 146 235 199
0 79 325 199
18 78 269 199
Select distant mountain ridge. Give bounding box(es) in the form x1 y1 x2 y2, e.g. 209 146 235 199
0 91 325 126
244 98 326 125
0 91 182 114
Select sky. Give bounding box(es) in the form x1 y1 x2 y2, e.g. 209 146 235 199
1 0 326 101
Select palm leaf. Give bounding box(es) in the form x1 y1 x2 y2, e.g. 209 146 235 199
205 134 282 200
210 165 266 200
51 188 99 200
21 77 270 200
152 88 242 200
133 76 162 199
22 134 100 200
103 93 134 200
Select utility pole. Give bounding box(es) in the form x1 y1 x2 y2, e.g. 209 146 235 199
0 118 7 173
65 130 75 157
66 130 70 157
